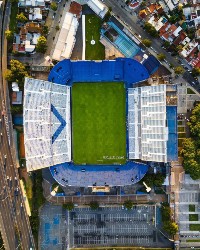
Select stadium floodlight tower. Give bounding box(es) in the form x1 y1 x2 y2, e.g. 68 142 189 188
23 58 178 191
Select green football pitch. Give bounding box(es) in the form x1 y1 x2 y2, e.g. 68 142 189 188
72 82 126 165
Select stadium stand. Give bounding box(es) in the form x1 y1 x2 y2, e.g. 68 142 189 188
50 161 148 187
23 78 71 171
52 12 79 61
128 84 169 162
48 58 149 87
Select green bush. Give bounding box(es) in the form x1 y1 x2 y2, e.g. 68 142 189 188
89 201 99 210
124 200 133 210
63 202 74 211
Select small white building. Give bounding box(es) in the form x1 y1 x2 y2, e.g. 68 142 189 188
87 0 108 18
52 12 78 61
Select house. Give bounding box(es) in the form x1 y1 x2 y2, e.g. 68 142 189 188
18 0 50 7
138 3 163 19
148 16 168 31
129 1 140 10
28 7 42 21
13 23 41 53
161 24 183 43
180 40 199 58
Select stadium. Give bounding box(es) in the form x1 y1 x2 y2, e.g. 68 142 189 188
23 58 178 188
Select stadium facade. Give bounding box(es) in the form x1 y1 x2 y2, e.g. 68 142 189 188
23 58 178 187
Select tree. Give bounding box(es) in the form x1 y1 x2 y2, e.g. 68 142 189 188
161 203 171 221
4 59 28 82
63 202 74 211
144 22 158 37
174 66 184 74
5 29 13 41
163 41 170 48
163 222 178 235
153 173 165 186
142 173 154 187
36 36 47 53
55 25 60 31
157 53 166 61
192 67 200 77
124 200 133 210
16 12 27 23
42 25 49 36
176 44 183 52
89 201 99 210
50 2 57 11
142 39 152 47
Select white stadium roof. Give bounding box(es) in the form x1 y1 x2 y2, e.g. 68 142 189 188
52 12 78 61
23 78 71 171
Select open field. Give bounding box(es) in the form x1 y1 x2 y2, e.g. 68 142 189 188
85 14 105 60
72 82 126 165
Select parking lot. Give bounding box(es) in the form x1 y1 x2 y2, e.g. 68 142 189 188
68 205 172 248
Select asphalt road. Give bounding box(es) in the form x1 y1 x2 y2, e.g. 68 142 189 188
0 2 35 249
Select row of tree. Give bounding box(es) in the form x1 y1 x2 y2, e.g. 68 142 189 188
161 203 178 236
181 103 200 179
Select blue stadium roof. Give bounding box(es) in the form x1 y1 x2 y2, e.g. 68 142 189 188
142 55 160 75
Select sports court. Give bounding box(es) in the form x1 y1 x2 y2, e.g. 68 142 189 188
101 22 141 58
39 204 68 250
72 82 126 165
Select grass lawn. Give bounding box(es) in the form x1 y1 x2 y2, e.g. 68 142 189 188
85 14 105 60
186 239 200 242
178 127 185 132
189 214 199 221
190 224 200 231
189 204 196 212
72 248 173 250
9 2 18 32
72 82 126 165
178 138 183 147
187 88 195 94
178 132 186 138
178 121 183 125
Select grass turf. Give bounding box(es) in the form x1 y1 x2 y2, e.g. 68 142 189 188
85 14 105 60
189 204 195 212
72 82 126 165
189 214 199 221
190 224 200 231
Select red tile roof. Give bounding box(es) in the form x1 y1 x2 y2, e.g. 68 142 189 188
69 1 82 18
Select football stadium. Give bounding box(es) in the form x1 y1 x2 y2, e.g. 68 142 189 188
23 58 178 188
